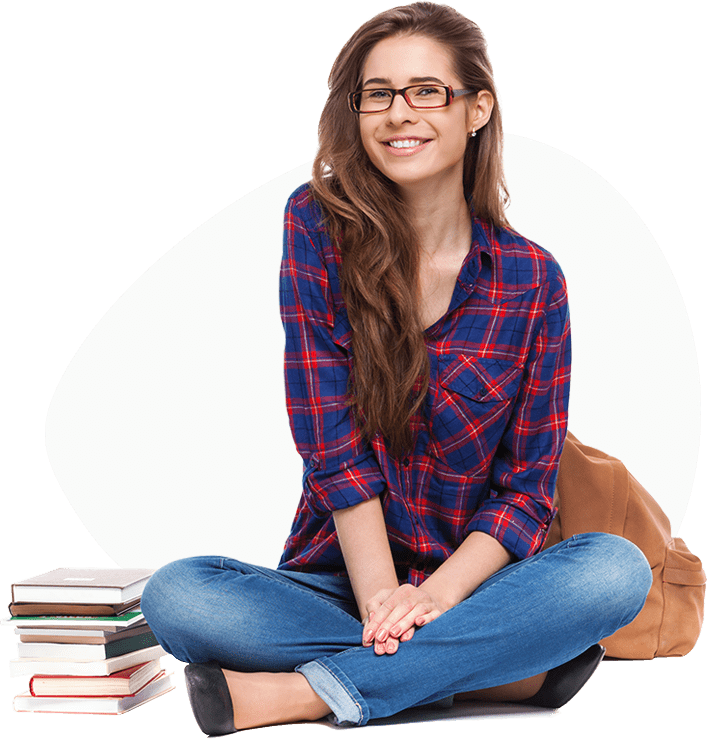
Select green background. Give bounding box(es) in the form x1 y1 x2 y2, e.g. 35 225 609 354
0 0 707 738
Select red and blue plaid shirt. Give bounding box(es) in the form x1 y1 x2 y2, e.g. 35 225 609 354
277 183 570 585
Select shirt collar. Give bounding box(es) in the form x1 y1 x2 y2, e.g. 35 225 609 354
457 215 495 292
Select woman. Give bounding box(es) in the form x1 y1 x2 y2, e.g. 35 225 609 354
141 2 651 732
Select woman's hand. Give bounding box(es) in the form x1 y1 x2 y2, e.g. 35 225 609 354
362 584 447 655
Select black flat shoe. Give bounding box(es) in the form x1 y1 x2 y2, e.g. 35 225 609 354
184 661 237 735
520 644 606 709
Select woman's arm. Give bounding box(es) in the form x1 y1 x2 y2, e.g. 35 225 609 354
332 496 399 620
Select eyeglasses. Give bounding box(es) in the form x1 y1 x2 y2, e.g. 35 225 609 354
348 84 475 114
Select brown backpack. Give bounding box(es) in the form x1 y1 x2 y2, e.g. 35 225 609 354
544 431 705 659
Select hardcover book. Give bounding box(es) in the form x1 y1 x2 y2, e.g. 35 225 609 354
11 568 154 605
14 671 173 714
9 611 146 631
17 630 158 660
9 597 141 617
29 660 162 697
18 623 153 645
9 644 166 677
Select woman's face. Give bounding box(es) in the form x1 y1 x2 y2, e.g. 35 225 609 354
357 34 477 195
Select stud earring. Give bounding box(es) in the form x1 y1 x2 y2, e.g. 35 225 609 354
469 129 477 137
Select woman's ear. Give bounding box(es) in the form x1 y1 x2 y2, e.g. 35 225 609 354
467 90 494 135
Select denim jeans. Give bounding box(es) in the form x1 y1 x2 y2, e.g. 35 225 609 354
141 532 651 726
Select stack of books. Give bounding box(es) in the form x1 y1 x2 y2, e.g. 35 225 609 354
7 568 174 714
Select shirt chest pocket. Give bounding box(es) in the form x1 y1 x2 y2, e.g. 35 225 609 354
431 354 523 475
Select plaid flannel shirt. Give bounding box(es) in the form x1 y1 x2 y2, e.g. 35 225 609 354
277 183 571 585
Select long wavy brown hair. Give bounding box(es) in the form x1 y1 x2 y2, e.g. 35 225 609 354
310 2 510 456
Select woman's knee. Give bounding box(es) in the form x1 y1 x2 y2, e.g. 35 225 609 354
141 556 220 643
572 532 652 626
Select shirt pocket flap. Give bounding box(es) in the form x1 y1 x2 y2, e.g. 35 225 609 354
438 354 523 402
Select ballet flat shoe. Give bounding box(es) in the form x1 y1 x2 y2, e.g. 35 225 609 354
184 661 237 735
520 644 606 709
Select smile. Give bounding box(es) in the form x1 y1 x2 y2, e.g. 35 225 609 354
382 138 431 156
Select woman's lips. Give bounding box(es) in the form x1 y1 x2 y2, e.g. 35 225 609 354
382 138 432 156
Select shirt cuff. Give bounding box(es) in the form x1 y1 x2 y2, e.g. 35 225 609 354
303 450 387 516
465 498 557 561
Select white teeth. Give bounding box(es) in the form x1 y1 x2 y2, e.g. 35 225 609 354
387 139 425 148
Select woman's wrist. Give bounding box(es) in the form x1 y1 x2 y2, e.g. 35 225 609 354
416 579 458 614
419 531 512 611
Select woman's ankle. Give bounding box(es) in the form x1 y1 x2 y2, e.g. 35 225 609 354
221 669 330 729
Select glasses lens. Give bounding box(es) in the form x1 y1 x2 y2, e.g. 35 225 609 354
407 85 447 108
357 89 394 112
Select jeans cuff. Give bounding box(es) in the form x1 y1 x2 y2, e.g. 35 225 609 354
296 658 370 726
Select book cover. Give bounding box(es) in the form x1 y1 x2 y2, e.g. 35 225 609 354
9 597 141 617
17 630 158 660
8 611 146 630
29 660 161 697
9 644 166 677
11 568 154 605
18 623 152 645
14 671 173 714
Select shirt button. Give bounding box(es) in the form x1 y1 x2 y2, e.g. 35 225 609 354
403 458 410 467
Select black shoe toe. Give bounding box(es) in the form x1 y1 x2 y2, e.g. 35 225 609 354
521 644 606 709
184 661 237 736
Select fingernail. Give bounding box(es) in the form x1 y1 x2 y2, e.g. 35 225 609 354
376 630 387 641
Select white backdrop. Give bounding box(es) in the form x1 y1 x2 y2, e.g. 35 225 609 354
36 137 701 569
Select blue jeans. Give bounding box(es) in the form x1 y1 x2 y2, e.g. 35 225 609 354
141 533 651 726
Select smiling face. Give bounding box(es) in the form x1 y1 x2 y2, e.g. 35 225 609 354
357 34 477 196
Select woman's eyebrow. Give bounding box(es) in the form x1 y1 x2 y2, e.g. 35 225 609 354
361 75 446 87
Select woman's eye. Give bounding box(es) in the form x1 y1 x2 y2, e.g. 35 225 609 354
416 86 443 97
364 89 392 100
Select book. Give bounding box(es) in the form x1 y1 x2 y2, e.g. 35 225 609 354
18 623 153 644
11 568 154 605
8 611 146 630
17 630 158 659
29 660 162 697
9 644 166 677
14 671 173 714
9 597 141 617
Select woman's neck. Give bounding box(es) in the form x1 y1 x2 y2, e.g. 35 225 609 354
400 181 472 259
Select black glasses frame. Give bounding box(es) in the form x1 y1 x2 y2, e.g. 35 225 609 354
348 85 475 114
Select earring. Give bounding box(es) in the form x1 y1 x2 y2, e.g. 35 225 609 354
469 129 477 138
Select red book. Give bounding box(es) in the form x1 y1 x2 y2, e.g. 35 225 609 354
29 660 162 697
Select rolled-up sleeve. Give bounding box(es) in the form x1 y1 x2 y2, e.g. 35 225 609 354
280 190 387 517
465 264 571 560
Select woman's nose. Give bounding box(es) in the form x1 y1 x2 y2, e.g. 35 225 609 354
385 92 419 125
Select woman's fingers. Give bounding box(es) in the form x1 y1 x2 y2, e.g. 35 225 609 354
377 602 438 641
363 585 447 652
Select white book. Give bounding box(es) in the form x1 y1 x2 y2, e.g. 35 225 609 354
9 644 166 677
14 671 174 714
11 568 154 604
16 627 122 638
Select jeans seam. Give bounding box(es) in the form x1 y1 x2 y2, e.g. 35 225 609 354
467 535 577 603
218 559 363 627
